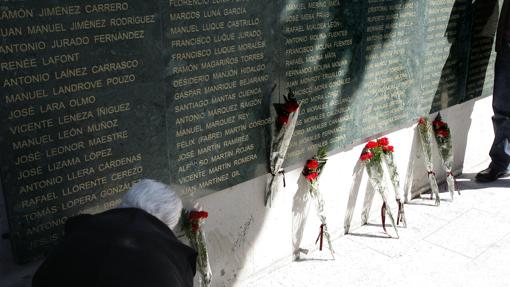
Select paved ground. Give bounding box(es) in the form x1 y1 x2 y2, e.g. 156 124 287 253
246 162 510 287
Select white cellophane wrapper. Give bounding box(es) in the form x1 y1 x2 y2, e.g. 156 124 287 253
382 153 406 226
183 213 212 287
308 180 335 259
438 138 456 199
417 119 441 206
265 108 300 207
365 162 399 237
433 125 458 199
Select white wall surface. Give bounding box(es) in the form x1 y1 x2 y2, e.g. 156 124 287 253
0 96 494 287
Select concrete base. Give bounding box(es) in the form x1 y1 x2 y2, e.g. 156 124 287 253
245 161 510 287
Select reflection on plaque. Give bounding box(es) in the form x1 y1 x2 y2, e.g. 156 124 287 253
282 0 359 164
356 0 421 139
423 0 470 113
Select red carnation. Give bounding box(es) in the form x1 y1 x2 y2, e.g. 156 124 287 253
277 115 289 125
306 159 319 170
284 100 299 113
306 172 319 182
437 129 449 138
418 118 427 125
383 145 394 153
365 141 378 149
432 120 446 128
189 210 208 221
377 137 389 146
360 152 373 161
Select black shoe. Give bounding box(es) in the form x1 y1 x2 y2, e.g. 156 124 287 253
475 167 507 182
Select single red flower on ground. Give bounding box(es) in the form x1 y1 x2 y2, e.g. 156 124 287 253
377 137 389 146
437 129 449 138
284 100 299 113
306 159 319 170
365 141 378 149
418 118 427 125
306 172 319 182
277 115 289 125
360 152 373 161
383 145 394 153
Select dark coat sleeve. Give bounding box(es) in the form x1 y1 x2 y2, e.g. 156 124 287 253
497 0 510 51
32 208 197 287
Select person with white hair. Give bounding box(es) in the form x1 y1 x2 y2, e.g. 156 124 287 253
32 179 197 287
120 179 183 229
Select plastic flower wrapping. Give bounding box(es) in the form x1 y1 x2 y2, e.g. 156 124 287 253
265 89 300 207
182 209 212 287
417 117 441 206
302 148 335 258
360 138 403 236
432 113 459 199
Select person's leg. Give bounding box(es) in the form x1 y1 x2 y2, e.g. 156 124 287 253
490 42 510 167
477 41 510 182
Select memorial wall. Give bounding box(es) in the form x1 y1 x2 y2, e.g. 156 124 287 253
421 0 470 113
163 0 275 194
0 1 170 262
0 0 496 263
283 0 359 162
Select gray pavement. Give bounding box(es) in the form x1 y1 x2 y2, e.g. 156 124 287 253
246 162 510 287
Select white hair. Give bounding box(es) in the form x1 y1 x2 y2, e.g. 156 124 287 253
121 179 182 230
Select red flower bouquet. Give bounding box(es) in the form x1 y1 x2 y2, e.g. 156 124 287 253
360 138 395 165
377 137 389 146
189 210 209 231
360 152 373 161
432 113 458 198
365 141 379 149
359 137 406 235
277 115 289 126
306 159 319 170
302 149 326 184
265 89 301 207
417 117 441 205
283 98 299 113
274 89 300 128
300 148 335 258
182 209 212 286
432 114 451 144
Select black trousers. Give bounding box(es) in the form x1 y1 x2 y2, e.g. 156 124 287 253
490 40 510 170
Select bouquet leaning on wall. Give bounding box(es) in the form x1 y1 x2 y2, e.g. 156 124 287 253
432 113 459 199
360 139 400 237
265 89 300 207
417 117 441 206
378 137 406 227
182 209 212 287
302 148 335 258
